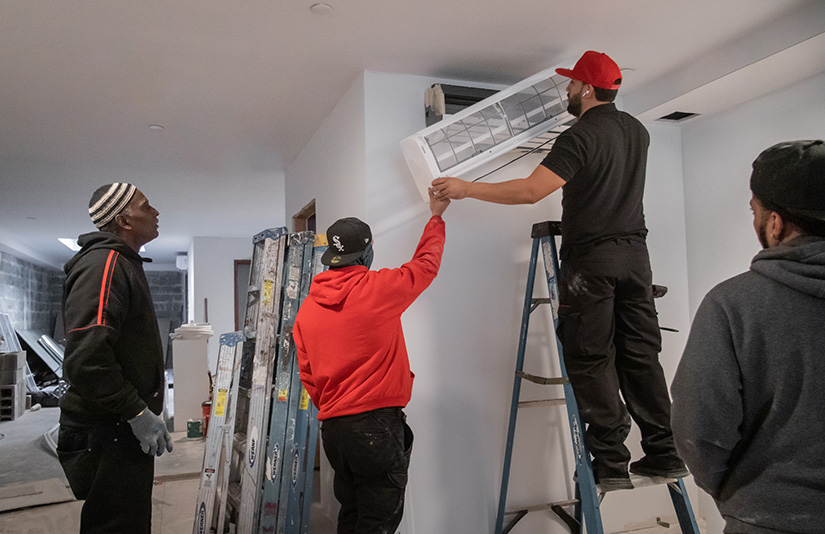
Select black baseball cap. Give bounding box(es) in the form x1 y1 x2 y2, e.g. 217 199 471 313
321 217 372 267
751 140 825 222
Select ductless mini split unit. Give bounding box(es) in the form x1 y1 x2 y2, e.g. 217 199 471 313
401 63 576 201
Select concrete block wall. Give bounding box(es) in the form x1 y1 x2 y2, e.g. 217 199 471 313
146 270 187 323
0 250 62 335
0 249 187 341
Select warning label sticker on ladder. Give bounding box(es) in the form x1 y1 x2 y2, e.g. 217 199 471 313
299 388 309 410
215 388 227 417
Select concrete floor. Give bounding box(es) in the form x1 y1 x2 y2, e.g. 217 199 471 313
0 408 703 534
0 406 336 534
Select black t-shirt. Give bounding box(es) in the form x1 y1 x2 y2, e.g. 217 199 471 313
541 103 649 256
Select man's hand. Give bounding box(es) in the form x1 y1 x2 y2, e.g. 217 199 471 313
431 177 469 200
428 187 450 217
431 167 565 205
128 409 174 457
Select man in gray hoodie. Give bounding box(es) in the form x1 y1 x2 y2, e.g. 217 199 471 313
671 140 825 533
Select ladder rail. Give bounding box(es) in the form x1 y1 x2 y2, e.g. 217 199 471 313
192 331 244 534
299 235 328 534
668 479 701 531
494 236 541 534
258 233 310 532
538 229 603 532
237 229 288 534
216 336 244 534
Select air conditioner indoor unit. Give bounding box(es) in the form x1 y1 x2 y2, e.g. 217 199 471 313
401 64 576 201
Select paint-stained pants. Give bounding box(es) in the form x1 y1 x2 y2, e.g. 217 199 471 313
58 421 155 534
558 237 676 477
321 407 413 534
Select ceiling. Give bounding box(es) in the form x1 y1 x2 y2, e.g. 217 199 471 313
1 1 823 270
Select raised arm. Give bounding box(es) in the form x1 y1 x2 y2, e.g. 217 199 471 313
428 186 450 216
431 164 565 205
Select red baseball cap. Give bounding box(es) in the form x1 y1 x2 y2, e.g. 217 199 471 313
556 51 622 90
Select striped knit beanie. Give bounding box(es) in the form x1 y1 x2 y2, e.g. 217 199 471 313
88 183 137 229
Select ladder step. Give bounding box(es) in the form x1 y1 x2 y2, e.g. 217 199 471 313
629 474 680 488
516 370 568 385
504 499 581 534
227 481 241 509
518 398 566 408
591 474 680 494
530 221 563 238
233 432 247 453
505 498 578 515
530 297 552 313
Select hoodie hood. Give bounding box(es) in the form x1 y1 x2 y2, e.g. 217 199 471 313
64 232 144 274
307 265 369 307
750 236 825 298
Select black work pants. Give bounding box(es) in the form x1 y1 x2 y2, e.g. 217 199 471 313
558 238 675 475
57 421 155 533
321 407 413 534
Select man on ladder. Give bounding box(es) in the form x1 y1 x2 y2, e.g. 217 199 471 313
432 50 687 490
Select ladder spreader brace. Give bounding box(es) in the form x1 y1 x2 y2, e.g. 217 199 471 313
495 221 700 534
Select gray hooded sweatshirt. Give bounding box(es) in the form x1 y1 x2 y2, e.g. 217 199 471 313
671 236 825 533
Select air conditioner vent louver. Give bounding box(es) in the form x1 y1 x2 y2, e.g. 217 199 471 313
401 64 575 200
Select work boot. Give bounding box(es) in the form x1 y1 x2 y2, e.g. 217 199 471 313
593 463 633 492
630 454 689 478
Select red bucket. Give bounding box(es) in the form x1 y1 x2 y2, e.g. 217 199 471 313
201 401 212 436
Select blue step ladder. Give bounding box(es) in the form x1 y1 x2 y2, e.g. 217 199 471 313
495 221 700 534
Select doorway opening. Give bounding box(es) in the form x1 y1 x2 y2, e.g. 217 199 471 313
293 199 316 233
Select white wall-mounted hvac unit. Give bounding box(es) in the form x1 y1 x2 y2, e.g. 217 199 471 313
401 64 575 201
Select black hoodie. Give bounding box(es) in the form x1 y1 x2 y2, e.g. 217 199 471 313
59 231 164 426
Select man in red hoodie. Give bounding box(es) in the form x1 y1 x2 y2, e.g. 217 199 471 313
294 188 449 534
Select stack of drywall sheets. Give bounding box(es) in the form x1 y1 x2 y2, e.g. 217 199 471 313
0 351 26 420
0 314 26 420
0 314 21 353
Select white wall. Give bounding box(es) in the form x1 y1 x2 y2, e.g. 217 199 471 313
680 69 825 532
188 236 255 372
682 70 825 316
353 70 691 533
284 72 368 523
285 73 367 231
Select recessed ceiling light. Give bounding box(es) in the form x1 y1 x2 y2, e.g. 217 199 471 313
310 3 332 14
59 238 81 252
59 238 145 253
149 124 164 131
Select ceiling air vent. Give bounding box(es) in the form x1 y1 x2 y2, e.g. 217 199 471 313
657 111 699 123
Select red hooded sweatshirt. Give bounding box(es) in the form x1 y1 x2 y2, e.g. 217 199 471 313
293 216 445 420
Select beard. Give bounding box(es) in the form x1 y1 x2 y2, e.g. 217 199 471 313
756 214 770 249
757 224 769 249
567 91 583 118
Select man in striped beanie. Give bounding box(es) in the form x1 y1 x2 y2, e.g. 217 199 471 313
58 183 169 533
